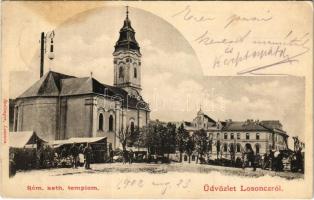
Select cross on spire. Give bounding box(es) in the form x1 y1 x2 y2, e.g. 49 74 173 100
126 6 129 19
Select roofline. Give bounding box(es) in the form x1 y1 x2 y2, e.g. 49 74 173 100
15 92 150 111
259 123 288 137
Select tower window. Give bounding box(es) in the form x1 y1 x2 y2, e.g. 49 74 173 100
114 59 117 64
130 121 135 133
139 61 141 66
98 113 104 131
126 58 129 62
119 67 123 78
230 133 234 139
246 133 250 140
134 68 137 78
237 133 240 139
224 133 228 140
109 115 114 132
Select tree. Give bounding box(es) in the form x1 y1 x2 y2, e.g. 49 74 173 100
117 126 132 152
194 129 208 163
165 123 177 158
141 121 177 157
118 125 140 151
176 124 189 162
185 135 195 163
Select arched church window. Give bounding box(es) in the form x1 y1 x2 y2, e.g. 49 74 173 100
130 121 135 133
119 67 123 78
98 113 104 131
134 68 137 78
109 115 114 132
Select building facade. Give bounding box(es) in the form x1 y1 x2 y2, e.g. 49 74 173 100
12 9 150 149
179 109 289 163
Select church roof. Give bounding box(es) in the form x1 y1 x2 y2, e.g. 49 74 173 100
60 77 109 96
114 7 140 54
19 71 74 98
17 71 149 111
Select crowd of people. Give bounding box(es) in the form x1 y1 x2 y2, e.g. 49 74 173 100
9 142 95 176
239 148 304 172
57 143 93 169
9 142 304 177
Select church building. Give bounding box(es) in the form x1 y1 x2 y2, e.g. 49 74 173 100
12 8 150 149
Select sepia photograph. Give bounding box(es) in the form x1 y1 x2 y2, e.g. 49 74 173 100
1 1 313 198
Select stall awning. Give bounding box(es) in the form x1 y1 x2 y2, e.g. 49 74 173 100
52 137 107 148
9 131 47 148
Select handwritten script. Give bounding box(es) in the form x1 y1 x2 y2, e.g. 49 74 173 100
172 5 311 75
116 178 191 195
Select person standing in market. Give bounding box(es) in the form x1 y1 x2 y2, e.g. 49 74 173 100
109 149 114 163
70 143 79 168
269 149 274 171
129 149 134 164
83 143 92 169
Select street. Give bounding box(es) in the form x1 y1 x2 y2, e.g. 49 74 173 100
12 162 303 180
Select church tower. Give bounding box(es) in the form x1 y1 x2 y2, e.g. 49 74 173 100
113 6 142 97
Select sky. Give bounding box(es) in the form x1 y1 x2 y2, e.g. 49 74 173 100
7 5 305 144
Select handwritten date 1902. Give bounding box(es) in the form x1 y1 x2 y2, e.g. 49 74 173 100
116 178 191 195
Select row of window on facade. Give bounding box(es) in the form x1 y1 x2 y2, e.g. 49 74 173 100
98 113 135 133
182 143 261 162
118 67 137 79
214 132 260 140
219 143 261 154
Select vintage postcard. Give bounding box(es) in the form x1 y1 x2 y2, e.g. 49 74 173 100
0 1 313 198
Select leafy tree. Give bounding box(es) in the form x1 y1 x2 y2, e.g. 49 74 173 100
176 124 189 162
164 123 176 157
141 122 159 155
185 135 195 163
141 120 176 156
194 129 208 163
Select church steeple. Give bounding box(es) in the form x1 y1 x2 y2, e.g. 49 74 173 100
113 6 142 97
114 6 140 54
